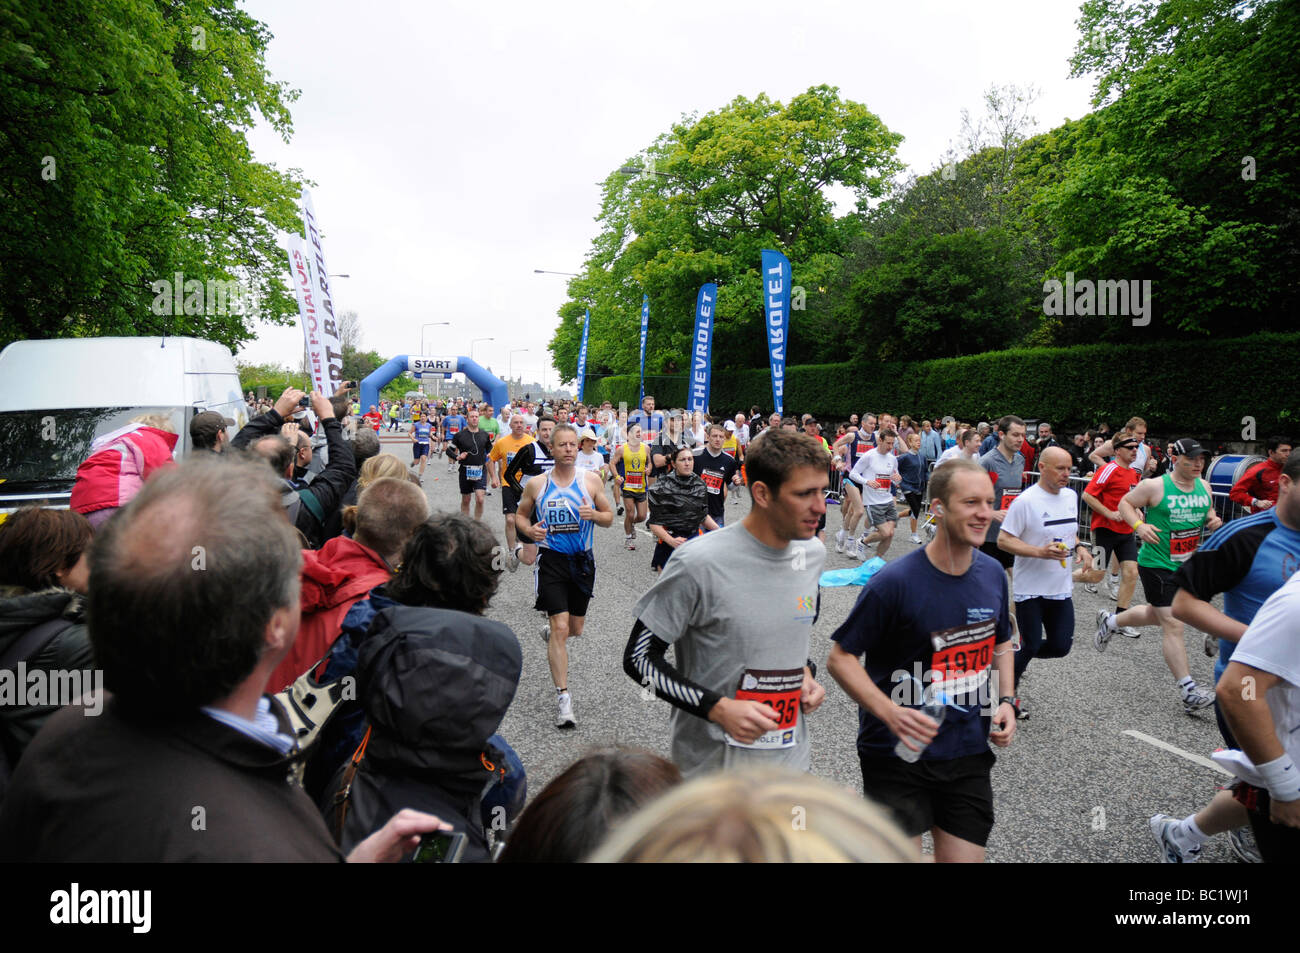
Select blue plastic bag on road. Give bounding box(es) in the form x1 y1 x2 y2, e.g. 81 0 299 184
819 557 887 587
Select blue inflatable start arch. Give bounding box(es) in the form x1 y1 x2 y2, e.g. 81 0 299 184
360 356 509 413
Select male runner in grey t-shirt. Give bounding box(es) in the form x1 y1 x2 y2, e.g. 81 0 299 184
623 429 829 776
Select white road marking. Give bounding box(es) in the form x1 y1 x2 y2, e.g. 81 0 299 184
1122 730 1232 776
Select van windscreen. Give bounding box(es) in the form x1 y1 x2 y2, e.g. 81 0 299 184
0 408 186 490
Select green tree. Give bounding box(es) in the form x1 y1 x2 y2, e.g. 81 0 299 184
549 85 902 384
0 1 303 350
1040 0 1299 339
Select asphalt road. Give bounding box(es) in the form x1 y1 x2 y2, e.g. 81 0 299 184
388 432 1240 863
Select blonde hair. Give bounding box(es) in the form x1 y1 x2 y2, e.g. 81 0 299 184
130 413 175 433
358 453 408 489
588 768 917 863
342 454 414 534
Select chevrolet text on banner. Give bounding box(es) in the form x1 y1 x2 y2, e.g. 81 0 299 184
286 236 328 396
639 294 649 405
300 189 344 393
689 283 716 414
576 308 590 401
761 249 790 417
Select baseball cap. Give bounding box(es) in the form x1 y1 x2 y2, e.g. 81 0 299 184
724 420 737 432
190 410 235 445
1169 438 1208 457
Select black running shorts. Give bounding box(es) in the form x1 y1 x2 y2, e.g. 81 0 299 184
534 549 594 618
858 749 996 846
1138 564 1179 608
979 539 1014 570
1093 526 1138 565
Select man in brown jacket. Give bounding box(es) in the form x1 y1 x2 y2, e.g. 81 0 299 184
0 455 445 862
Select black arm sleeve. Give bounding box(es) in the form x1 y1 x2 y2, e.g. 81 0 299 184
300 419 357 516
623 619 722 721
230 408 286 450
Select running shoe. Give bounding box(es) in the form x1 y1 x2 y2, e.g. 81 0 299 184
1094 609 1114 653
1084 582 1100 594
540 621 551 644
853 539 867 561
556 692 576 729
835 529 846 554
909 534 922 544
1106 577 1120 600
1227 826 1262 864
508 547 520 573
1204 633 1218 658
1183 687 1215 714
1118 626 1141 638
625 533 637 551
1150 814 1201 863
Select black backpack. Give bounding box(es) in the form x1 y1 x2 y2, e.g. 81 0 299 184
282 484 328 549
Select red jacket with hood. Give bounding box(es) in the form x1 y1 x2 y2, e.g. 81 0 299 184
270 535 392 693
69 425 178 516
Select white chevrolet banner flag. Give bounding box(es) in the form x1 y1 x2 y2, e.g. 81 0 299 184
300 189 344 393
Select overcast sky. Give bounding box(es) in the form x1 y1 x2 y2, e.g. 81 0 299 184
238 0 1098 388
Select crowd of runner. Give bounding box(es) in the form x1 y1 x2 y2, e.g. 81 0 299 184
0 382 1295 863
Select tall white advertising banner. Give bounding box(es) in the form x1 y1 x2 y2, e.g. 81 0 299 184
286 235 329 396
300 189 344 393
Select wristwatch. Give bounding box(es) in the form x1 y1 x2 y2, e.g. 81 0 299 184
998 696 1017 707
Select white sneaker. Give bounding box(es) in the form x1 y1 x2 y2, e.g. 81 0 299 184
556 692 576 730
1107 577 1120 600
1118 625 1141 638
1150 814 1201 863
853 539 867 560
835 529 846 554
909 534 922 544
1094 609 1114 653
508 547 520 573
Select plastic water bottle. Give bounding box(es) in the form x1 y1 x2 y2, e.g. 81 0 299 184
894 685 948 763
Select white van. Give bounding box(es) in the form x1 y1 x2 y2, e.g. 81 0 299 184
0 336 247 517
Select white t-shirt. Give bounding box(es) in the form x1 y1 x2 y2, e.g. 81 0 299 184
1229 571 1300 787
576 449 604 473
851 448 898 506
937 445 974 466
1000 482 1079 600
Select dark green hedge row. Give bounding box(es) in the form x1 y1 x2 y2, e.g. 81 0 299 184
582 333 1300 436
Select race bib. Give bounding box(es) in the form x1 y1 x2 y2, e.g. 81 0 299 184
1170 527 1200 562
874 475 893 489
624 471 644 491
998 488 1021 511
724 668 802 750
448 425 460 435
542 498 582 533
929 619 996 697
464 465 483 481
702 469 724 494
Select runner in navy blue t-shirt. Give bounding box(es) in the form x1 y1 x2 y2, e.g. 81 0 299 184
828 458 1017 862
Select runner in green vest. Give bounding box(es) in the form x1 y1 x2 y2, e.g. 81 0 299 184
1095 438 1223 713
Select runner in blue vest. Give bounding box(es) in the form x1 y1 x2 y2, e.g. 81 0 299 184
515 423 614 729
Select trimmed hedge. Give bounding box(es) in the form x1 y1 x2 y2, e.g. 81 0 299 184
583 333 1300 435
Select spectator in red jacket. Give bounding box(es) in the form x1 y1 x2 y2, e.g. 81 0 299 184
1230 436 1293 513
268 475 429 693
69 415 178 529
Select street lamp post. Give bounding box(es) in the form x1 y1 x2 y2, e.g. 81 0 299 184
508 348 529 400
533 269 580 277
420 322 450 356
470 337 494 363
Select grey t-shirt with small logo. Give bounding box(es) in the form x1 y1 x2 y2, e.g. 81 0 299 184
633 521 826 777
